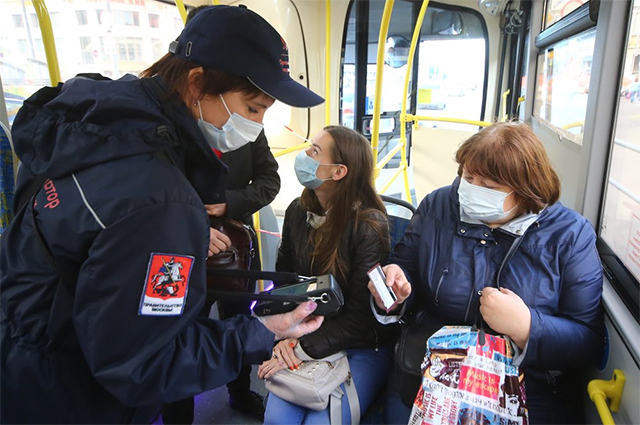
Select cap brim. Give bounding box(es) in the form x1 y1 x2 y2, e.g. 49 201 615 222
248 77 324 108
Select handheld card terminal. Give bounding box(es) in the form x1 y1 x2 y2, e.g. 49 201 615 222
252 274 343 317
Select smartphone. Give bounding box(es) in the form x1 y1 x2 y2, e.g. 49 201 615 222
368 263 397 309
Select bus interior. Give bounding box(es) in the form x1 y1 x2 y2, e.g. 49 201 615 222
0 0 638 424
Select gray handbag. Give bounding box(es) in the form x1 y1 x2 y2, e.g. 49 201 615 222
265 351 360 425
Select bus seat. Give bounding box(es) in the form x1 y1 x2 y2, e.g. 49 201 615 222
380 195 416 251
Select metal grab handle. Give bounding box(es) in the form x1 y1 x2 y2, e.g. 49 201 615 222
587 369 626 425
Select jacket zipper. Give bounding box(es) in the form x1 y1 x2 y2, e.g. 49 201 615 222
434 267 449 306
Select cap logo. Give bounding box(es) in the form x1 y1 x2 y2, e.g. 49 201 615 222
280 36 289 74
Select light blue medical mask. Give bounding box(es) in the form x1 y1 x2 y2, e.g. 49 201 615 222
294 151 341 190
196 101 226 150
196 96 264 153
219 94 264 151
457 178 516 223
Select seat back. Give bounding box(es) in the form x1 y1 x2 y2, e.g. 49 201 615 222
380 195 416 251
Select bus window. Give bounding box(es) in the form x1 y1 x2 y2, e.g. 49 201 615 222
599 0 640 316
1 0 182 126
543 0 587 30
416 6 487 130
533 27 596 145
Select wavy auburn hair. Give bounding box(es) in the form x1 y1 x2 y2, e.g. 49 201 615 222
455 122 560 214
300 125 388 279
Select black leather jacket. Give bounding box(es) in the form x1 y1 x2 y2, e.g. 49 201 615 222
277 198 398 358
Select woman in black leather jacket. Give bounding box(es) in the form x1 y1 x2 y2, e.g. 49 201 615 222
258 125 396 424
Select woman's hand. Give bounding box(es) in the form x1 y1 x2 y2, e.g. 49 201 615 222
271 339 302 369
479 287 531 349
208 228 231 257
367 264 412 312
205 203 227 217
257 357 288 380
258 301 324 340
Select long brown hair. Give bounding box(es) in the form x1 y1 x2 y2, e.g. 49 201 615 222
300 125 388 278
455 122 560 213
139 53 262 103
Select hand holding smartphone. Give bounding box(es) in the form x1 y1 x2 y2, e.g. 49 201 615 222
367 263 397 310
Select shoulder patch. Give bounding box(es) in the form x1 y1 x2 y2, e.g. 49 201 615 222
139 253 195 316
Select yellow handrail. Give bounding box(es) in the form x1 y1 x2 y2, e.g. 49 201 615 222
394 0 430 202
252 213 264 292
407 114 493 128
501 89 510 122
273 141 311 158
33 0 61 86
174 0 188 24
370 0 394 175
588 369 626 425
325 0 331 125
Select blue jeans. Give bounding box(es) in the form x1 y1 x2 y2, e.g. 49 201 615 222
264 348 391 425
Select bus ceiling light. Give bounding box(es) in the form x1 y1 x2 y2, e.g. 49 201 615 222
478 0 508 16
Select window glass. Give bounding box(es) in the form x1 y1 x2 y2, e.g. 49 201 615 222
416 38 485 130
600 0 640 285
1 0 182 127
76 10 88 26
533 27 595 145
544 0 587 29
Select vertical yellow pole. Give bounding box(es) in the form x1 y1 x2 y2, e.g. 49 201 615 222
174 0 188 24
32 0 61 86
398 0 430 202
501 89 510 122
371 0 395 180
252 213 264 292
325 0 331 126
212 0 220 4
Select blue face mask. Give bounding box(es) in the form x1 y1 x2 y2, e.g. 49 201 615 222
458 178 516 223
294 151 340 190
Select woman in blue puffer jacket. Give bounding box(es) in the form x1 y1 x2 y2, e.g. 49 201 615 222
370 122 604 425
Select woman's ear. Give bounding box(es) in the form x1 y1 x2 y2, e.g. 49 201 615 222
186 67 205 104
332 164 348 181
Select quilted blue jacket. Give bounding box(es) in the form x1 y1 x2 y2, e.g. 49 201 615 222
390 178 604 387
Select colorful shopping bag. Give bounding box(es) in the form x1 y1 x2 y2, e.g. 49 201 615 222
408 326 528 425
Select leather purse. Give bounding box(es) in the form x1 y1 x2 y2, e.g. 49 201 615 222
206 218 254 296
395 315 444 407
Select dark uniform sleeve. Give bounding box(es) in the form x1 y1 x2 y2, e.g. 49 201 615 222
225 132 280 220
299 212 390 358
73 202 274 406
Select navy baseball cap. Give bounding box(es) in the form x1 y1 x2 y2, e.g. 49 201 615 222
169 5 324 108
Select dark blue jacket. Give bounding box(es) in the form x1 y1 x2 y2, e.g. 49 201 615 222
0 75 274 423
391 178 604 389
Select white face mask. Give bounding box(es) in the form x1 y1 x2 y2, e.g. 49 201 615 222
196 96 264 153
457 178 516 223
